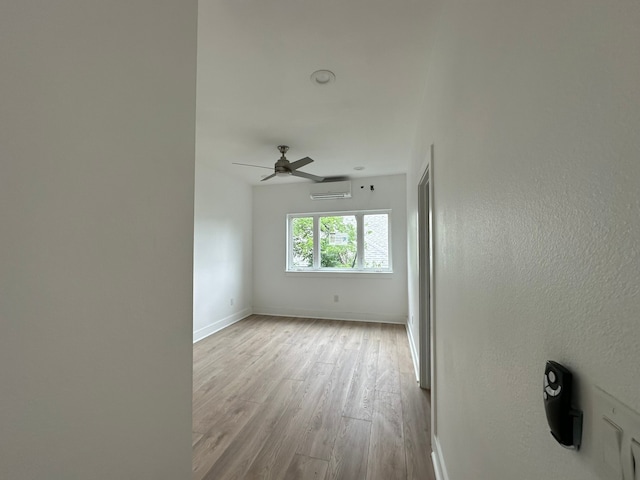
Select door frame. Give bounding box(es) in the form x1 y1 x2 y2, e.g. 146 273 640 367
418 167 430 388
418 144 437 433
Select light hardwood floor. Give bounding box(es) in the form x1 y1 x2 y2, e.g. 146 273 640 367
192 315 435 480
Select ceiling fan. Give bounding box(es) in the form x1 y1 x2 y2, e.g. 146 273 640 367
233 145 325 182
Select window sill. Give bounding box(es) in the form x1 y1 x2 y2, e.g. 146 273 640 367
285 269 394 279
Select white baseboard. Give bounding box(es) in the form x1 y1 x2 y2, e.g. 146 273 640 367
193 307 252 343
252 306 406 324
432 435 450 480
406 321 420 382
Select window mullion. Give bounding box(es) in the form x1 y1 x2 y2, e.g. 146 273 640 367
313 215 320 269
356 213 364 269
287 216 292 270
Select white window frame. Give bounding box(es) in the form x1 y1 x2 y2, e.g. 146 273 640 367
286 209 392 273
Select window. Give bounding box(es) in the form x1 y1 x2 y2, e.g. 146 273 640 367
290 217 313 267
364 213 390 269
287 210 391 272
320 215 357 269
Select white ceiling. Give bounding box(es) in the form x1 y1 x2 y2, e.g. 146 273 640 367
196 0 437 185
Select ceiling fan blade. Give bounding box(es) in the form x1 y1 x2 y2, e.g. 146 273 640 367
260 173 276 182
232 162 273 170
321 175 350 182
288 157 313 170
291 170 325 182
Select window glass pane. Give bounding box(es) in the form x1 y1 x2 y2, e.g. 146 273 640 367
320 215 357 268
291 217 313 267
364 214 389 269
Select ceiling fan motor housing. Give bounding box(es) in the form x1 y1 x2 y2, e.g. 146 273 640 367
275 166 291 176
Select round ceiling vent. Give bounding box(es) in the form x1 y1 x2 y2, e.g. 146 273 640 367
310 70 336 85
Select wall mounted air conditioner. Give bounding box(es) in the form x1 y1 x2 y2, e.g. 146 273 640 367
309 180 352 200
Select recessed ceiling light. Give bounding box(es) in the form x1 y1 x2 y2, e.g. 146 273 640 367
354 166 365 171
310 69 336 85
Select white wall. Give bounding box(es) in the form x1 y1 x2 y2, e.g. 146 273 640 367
0 2 197 479
193 166 253 342
192 0 255 343
253 175 408 323
407 1 640 479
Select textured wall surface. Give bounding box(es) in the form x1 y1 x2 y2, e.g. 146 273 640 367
0 1 197 478
408 1 640 479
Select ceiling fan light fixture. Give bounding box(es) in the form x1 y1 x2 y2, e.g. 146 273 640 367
276 171 291 177
311 69 335 85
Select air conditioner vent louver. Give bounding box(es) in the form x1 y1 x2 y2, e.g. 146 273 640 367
309 181 352 200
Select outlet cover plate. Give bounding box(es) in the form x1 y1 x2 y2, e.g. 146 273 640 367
593 387 640 480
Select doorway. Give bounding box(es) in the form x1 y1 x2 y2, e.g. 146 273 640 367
417 144 435 391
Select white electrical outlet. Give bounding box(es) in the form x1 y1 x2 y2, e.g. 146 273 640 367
230 298 234 306
333 295 339 302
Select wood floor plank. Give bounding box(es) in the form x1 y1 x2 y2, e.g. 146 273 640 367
326 416 371 480
192 355 264 413
343 338 379 421
236 328 279 357
234 342 293 403
193 343 231 371
396 327 417 376
342 321 365 351
400 371 435 480
193 434 225 480
375 325 401 393
310 320 342 350
362 322 383 341
192 315 435 480
280 342 322 382
194 318 261 367
297 349 359 460
366 389 406 480
193 366 256 416
193 352 260 403
193 394 260 437
283 454 329 480
200 377 302 480
244 362 334 479
280 317 320 346
315 322 348 364
270 317 312 346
